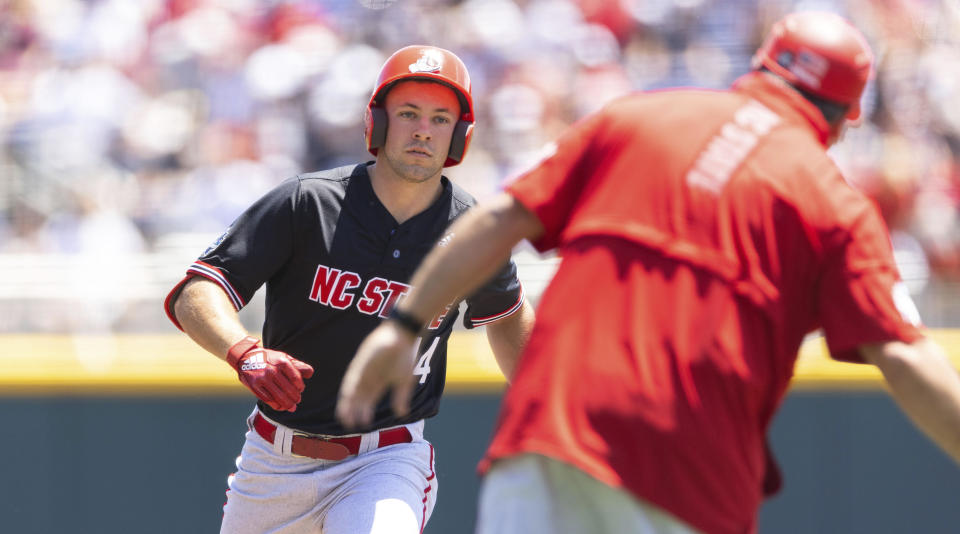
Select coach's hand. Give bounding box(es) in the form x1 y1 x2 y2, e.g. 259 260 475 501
337 322 418 429
227 336 314 412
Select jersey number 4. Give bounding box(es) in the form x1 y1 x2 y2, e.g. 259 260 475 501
412 336 439 384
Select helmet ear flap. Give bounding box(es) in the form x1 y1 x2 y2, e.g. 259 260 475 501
446 120 472 164
366 107 388 153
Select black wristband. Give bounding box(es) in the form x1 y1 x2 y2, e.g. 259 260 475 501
388 307 425 335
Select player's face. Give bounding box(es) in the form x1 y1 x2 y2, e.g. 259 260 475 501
380 81 461 183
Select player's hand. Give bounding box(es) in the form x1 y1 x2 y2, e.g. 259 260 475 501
227 337 314 412
336 322 418 429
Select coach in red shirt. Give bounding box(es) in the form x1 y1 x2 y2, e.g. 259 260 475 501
338 12 960 534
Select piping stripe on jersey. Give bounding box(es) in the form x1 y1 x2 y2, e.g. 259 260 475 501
187 261 246 310
469 285 525 327
163 275 192 331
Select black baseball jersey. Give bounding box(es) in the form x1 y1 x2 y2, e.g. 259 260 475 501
165 163 523 435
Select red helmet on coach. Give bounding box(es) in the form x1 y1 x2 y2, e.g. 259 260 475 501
364 45 475 167
752 11 874 120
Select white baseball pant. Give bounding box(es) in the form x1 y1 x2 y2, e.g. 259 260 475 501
220 409 437 534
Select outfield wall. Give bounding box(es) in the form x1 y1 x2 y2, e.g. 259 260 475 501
2 332 959 533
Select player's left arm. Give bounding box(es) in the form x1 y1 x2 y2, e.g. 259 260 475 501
484 299 535 381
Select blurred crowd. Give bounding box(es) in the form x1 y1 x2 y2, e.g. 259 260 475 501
0 0 959 331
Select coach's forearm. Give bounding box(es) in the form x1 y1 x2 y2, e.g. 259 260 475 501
862 338 960 465
400 193 543 325
174 277 251 361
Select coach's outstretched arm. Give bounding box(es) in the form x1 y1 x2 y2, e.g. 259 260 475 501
337 193 543 429
861 338 960 465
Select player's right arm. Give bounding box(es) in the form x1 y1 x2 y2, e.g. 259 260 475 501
173 277 313 412
860 339 960 465
174 277 250 360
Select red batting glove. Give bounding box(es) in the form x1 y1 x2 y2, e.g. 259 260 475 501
226 336 314 412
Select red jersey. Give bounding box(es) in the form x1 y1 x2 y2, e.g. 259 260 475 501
486 73 923 534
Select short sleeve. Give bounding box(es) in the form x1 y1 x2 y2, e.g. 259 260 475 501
505 110 606 252
163 177 299 329
818 205 924 362
461 257 524 329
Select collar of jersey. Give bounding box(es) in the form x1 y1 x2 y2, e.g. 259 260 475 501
352 162 454 231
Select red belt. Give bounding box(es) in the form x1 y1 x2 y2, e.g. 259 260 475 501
253 412 412 461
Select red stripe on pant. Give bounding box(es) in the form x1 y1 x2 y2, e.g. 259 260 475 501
420 443 436 534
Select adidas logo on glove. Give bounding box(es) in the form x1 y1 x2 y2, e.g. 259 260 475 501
240 352 268 371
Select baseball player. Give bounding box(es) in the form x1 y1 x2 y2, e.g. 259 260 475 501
164 45 534 534
338 12 960 534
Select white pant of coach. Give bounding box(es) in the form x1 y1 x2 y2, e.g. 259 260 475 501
477 454 701 534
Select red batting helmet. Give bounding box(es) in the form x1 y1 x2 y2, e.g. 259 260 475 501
752 11 874 120
364 45 474 167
